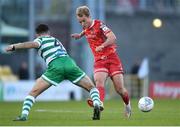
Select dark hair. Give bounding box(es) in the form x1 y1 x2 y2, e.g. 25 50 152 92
35 24 49 34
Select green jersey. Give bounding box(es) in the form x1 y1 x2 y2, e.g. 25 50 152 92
34 36 67 65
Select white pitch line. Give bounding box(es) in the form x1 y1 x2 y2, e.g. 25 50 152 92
35 109 88 113
35 109 121 114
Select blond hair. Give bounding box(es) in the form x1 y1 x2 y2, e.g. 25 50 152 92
76 6 90 17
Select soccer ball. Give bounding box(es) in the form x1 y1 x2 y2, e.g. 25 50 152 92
138 97 154 112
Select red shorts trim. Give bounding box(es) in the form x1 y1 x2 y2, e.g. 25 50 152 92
94 68 108 74
110 71 123 77
94 53 124 77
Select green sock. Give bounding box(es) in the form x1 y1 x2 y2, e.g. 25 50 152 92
21 95 35 118
90 88 101 106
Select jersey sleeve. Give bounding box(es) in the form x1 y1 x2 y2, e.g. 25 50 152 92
100 21 111 35
33 38 42 48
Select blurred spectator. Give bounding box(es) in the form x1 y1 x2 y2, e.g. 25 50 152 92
131 59 140 75
130 59 141 98
18 61 29 80
117 0 134 14
35 63 43 78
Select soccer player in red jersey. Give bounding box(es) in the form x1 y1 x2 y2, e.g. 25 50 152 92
71 6 131 118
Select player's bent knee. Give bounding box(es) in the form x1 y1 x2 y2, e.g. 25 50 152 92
95 80 105 87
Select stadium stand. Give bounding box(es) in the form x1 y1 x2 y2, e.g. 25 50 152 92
0 65 18 81
106 13 180 81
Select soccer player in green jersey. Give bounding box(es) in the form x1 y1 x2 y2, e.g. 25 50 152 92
5 24 101 121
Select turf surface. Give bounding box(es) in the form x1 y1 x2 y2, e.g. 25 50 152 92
0 99 180 126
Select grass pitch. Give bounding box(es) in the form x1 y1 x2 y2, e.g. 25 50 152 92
0 99 180 126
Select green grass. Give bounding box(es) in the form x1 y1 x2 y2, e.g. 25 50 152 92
0 99 180 126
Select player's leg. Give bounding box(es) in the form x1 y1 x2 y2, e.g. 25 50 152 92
77 76 102 120
108 53 131 118
13 77 51 121
94 71 108 102
86 71 108 110
77 75 101 105
86 58 108 108
111 74 131 118
64 56 101 108
64 57 101 120
76 75 101 120
14 59 64 121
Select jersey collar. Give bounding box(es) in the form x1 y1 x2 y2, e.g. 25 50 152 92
88 20 95 29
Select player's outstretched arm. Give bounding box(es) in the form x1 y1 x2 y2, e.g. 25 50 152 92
71 31 85 40
5 41 39 52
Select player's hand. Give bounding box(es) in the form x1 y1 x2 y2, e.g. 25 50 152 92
5 45 15 52
71 33 81 40
95 45 104 52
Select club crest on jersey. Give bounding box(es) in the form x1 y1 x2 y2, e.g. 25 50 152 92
86 34 96 39
86 29 96 39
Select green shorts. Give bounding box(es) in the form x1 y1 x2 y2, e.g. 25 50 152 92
41 56 85 86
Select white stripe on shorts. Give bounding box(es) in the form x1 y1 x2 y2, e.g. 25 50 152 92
72 72 86 84
42 75 59 86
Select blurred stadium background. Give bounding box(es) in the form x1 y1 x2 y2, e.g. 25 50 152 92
0 0 180 125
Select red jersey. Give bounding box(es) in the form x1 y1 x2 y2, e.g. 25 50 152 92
83 20 117 61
